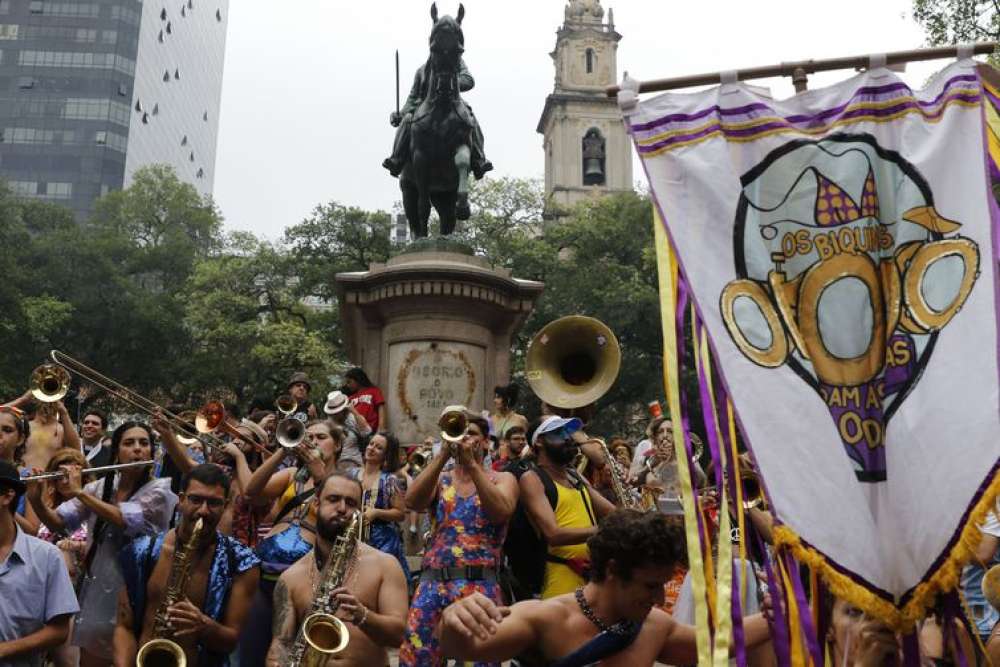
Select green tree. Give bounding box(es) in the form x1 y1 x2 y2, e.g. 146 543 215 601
912 0 1000 45
181 232 341 405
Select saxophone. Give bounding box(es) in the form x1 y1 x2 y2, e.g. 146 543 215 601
594 438 643 510
136 517 205 667
289 511 362 667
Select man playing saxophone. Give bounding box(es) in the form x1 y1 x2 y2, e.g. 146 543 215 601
113 464 261 666
266 472 408 666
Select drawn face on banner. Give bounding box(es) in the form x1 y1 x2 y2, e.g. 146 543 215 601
719 134 980 482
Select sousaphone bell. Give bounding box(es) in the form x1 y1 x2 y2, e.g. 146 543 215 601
525 315 621 411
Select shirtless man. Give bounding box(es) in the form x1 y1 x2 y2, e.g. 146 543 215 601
439 509 772 666
3 392 80 470
113 464 260 667
266 473 408 666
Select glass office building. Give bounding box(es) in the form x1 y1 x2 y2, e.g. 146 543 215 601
0 0 228 219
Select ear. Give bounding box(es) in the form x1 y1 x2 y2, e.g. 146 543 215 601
430 2 438 23
457 3 465 24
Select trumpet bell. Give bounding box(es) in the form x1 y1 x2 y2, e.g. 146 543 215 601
30 363 71 403
301 612 350 660
276 417 305 449
135 636 187 667
195 401 226 434
174 410 200 446
525 316 621 410
275 394 298 417
438 405 468 443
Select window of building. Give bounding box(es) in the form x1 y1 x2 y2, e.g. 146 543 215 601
110 5 140 25
17 76 35 89
100 30 116 45
29 3 100 18
0 24 18 40
18 50 135 76
4 127 56 144
0 1 9 15
64 98 130 126
216 8 221 21
95 130 106 144
117 82 128 96
43 182 72 199
10 181 38 196
585 48 595 74
29 1 43 13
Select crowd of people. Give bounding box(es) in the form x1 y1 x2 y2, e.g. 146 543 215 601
0 372 992 667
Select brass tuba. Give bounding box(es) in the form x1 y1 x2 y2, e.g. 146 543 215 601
30 363 71 403
136 517 204 667
289 512 362 666
525 316 621 411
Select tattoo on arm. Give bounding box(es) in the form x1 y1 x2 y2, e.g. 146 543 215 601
266 579 295 666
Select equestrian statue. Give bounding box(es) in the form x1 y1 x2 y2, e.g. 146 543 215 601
382 3 493 238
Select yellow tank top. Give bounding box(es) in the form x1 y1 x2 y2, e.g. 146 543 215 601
541 478 596 599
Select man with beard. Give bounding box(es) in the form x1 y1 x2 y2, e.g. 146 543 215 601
265 473 408 666
519 416 616 599
113 464 260 667
438 510 773 666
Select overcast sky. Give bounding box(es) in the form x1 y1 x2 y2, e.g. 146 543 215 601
212 0 943 239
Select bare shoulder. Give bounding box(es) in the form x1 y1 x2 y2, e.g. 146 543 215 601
358 543 399 573
280 554 311 590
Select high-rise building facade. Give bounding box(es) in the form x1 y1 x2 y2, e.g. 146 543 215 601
0 0 228 219
538 0 632 216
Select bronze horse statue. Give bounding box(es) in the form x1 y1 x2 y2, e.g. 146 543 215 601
387 4 491 238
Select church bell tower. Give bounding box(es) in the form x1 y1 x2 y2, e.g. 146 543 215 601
538 0 633 216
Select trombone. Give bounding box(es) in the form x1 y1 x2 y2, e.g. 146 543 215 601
48 350 267 456
23 460 155 482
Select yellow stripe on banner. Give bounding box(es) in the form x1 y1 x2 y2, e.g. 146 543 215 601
983 96 1000 168
698 328 733 667
653 206 711 667
727 400 749 614
777 553 807 666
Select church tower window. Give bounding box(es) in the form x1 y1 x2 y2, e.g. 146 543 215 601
585 48 595 74
582 127 606 186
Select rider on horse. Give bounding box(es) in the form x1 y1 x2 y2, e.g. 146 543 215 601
382 7 492 181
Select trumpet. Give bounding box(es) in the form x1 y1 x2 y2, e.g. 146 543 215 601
23 460 155 482
30 363 71 403
438 405 468 444
275 394 298 417
276 417 306 449
407 447 432 477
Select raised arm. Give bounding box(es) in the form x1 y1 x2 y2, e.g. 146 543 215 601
519 471 595 546
405 447 449 512
57 402 80 452
466 464 518 525
245 447 295 503
151 413 196 474
438 593 538 662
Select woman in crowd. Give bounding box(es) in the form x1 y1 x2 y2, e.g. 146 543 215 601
28 421 177 667
356 431 410 580
239 419 343 667
26 448 91 667
345 366 387 433
489 384 528 452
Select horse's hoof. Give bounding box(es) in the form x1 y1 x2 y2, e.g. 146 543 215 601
382 158 403 177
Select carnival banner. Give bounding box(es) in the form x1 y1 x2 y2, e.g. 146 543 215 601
624 59 1000 623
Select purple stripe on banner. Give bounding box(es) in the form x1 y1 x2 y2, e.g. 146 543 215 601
631 73 978 134
783 551 823 666
636 91 981 154
731 558 748 667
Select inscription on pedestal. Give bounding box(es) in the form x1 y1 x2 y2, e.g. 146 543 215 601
388 342 485 444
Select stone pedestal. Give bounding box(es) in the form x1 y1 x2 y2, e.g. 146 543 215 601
335 249 544 445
